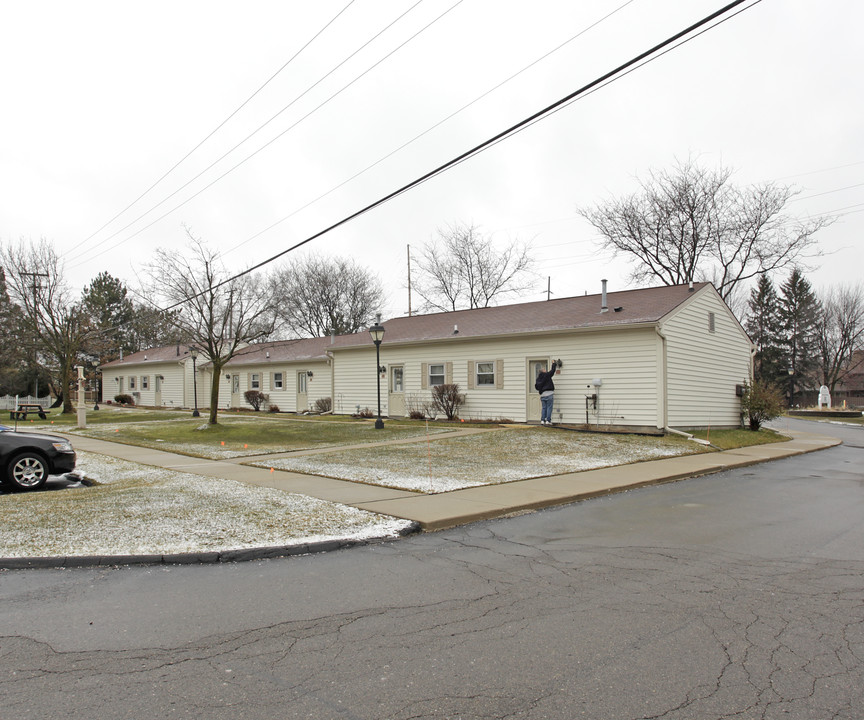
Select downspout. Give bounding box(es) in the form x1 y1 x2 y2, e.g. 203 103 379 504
655 325 668 431
325 350 335 414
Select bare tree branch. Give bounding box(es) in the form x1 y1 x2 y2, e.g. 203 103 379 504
580 157 831 300
412 223 535 312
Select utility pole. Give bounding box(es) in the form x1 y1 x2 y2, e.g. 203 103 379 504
406 245 412 317
21 271 49 399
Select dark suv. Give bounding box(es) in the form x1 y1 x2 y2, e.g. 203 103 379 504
0 427 77 491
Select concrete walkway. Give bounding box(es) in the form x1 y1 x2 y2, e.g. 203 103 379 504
64 427 841 531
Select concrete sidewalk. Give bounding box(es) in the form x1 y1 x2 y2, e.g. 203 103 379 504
64 428 841 531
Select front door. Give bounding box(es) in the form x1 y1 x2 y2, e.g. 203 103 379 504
388 365 405 417
296 372 308 412
231 374 242 408
527 359 548 423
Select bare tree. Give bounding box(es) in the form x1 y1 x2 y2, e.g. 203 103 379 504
814 283 864 394
144 230 276 424
270 254 384 337
580 158 831 300
1 238 92 413
412 223 535 312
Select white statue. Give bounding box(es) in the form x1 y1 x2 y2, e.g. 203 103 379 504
818 385 831 409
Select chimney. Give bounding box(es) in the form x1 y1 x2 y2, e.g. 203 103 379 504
601 279 608 313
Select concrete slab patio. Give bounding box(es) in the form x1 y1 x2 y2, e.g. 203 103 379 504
63 427 841 532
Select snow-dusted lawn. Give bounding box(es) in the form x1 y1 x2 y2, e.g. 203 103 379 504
68 416 454 459
0 451 414 559
256 426 702 493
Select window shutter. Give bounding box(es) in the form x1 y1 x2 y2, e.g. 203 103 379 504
247 373 252 390
445 362 453 384
269 372 274 391
421 363 428 390
496 359 503 389
467 361 475 389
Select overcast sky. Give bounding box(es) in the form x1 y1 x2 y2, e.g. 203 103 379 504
2 0 861 320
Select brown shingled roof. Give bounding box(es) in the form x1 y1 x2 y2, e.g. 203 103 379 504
331 283 711 348
101 344 193 368
227 337 332 365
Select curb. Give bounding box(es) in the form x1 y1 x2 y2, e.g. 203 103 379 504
0 522 421 570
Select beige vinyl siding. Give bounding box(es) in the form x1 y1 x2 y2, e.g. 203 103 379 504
226 361 332 412
331 328 661 426
661 286 752 428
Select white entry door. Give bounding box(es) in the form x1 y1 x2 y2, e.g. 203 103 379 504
388 366 405 417
296 372 308 412
527 359 548 423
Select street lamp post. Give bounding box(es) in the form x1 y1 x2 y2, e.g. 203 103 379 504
190 347 201 418
787 365 795 408
369 319 385 429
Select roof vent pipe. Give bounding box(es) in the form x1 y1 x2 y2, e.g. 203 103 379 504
688 281 694 292
601 279 608 313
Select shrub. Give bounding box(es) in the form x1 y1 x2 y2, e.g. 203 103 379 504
430 383 466 421
740 380 784 430
114 394 134 406
268 404 280 413
313 396 332 413
405 392 430 420
244 390 269 411
357 407 374 419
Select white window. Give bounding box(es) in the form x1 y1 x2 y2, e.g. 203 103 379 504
129 376 136 390
428 364 445 387
476 361 495 386
273 372 283 390
251 374 260 390
141 376 149 390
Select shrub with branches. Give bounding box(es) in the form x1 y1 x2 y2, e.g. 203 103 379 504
740 380 784 430
114 393 135 406
430 384 466 421
405 392 430 420
244 390 269 411
313 396 332 413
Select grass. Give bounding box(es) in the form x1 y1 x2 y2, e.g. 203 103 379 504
63 413 456 459
689 427 790 450
0 451 413 558
257 427 705 493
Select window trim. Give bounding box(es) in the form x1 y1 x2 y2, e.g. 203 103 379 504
273 372 284 391
475 360 495 387
428 363 445 387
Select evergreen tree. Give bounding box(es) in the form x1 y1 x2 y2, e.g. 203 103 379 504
745 275 785 387
81 272 136 364
778 268 820 406
0 267 29 394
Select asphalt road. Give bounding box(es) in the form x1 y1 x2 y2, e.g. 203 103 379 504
1 418 862 719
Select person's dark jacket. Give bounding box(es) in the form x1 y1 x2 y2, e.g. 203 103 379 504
535 362 558 394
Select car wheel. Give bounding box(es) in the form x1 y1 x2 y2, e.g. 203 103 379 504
7 453 49 490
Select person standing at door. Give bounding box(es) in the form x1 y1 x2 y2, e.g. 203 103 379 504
535 359 561 425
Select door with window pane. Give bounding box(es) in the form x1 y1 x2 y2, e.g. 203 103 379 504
388 366 405 417
296 371 308 412
527 359 547 422
231 374 242 408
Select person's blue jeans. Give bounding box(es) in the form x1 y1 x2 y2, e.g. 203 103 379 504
541 393 554 423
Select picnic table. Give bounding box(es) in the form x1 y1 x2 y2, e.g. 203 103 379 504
9 403 48 420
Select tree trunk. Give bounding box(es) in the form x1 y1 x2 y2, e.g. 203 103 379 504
208 361 223 425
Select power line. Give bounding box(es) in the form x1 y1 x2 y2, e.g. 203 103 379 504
67 0 447 269
221 0 640 258
160 0 761 312
63 0 358 261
